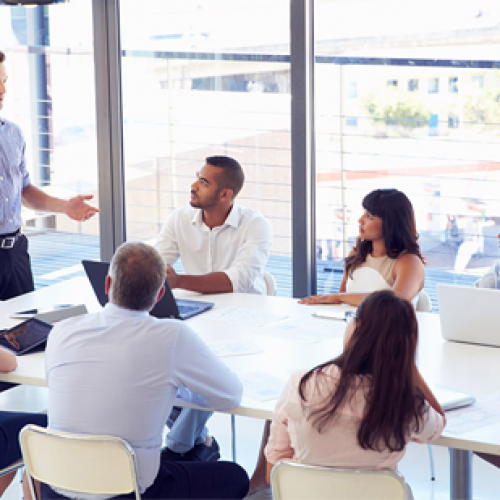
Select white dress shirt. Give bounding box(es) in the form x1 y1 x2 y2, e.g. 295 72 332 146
46 303 243 497
154 204 272 295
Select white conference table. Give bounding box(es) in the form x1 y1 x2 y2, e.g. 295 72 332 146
1 277 500 500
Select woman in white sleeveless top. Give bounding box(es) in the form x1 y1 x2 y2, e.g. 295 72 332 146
248 189 426 495
300 188 424 307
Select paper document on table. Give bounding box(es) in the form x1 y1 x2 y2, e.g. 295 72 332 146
258 321 343 344
210 340 263 357
208 306 288 327
445 391 500 435
240 371 287 402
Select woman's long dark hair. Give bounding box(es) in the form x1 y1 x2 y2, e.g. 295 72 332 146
299 290 427 452
345 189 424 278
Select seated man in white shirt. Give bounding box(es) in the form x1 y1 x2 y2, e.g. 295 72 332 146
43 242 249 500
155 155 273 461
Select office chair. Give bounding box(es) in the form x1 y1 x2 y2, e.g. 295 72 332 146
20 424 141 500
415 290 432 313
270 460 412 500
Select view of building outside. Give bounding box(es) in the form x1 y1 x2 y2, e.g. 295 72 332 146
314 0 500 302
119 0 293 289
1 0 499 303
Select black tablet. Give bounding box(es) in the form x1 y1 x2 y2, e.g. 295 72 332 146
0 318 53 355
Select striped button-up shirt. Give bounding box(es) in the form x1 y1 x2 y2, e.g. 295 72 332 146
0 118 31 234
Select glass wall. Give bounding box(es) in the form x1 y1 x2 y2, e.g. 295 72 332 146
3 0 499 303
0 2 100 288
314 0 500 309
119 0 293 295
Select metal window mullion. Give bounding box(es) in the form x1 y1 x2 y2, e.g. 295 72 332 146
291 0 316 298
92 0 126 261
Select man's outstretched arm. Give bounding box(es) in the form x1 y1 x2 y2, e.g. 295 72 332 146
22 185 99 222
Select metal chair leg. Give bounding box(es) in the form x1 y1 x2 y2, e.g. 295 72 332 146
231 414 237 462
428 444 435 481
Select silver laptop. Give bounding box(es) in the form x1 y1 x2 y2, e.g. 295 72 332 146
437 283 500 347
11 304 88 323
431 384 475 411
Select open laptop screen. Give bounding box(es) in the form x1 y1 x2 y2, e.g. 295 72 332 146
82 260 214 320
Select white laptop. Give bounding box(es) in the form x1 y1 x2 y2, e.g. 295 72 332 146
431 384 475 412
437 283 500 347
10 304 88 323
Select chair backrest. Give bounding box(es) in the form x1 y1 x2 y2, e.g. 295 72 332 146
415 289 432 312
20 424 141 500
271 461 411 500
263 270 277 296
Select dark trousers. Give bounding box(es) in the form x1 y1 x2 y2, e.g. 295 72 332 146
41 450 249 499
0 411 48 468
0 233 35 301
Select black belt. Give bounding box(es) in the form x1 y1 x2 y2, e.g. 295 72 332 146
0 229 21 250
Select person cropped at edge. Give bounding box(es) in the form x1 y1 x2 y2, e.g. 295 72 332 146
249 188 425 493
0 50 98 301
42 242 248 500
265 290 445 496
473 233 500 289
0 347 47 498
300 188 424 307
154 155 273 461
470 232 500 469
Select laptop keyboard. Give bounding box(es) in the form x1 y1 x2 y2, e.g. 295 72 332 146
177 304 199 316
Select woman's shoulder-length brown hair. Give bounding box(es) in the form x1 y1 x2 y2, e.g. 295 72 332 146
299 290 427 453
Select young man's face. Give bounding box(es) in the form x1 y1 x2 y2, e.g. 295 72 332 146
0 62 8 110
190 164 224 209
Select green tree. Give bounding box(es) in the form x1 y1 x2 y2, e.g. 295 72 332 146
463 89 500 126
362 87 431 135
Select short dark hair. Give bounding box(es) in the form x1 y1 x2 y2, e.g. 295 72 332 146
0 52 5 64
109 242 165 311
206 155 244 198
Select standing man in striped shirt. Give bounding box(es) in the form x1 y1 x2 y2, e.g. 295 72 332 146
0 50 99 301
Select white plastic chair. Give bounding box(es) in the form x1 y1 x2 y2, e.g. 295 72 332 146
270 460 412 500
263 270 277 296
230 271 277 462
415 290 432 312
20 424 141 500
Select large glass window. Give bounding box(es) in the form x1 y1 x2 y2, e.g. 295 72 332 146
1 2 100 289
119 0 292 295
314 0 500 310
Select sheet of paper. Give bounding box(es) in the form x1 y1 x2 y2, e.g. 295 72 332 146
445 392 500 435
240 371 287 402
258 321 343 344
207 306 289 327
209 339 263 357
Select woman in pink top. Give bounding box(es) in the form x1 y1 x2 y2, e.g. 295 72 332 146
264 290 445 483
